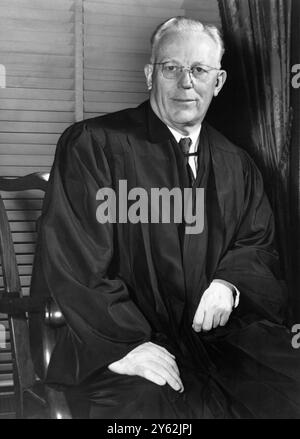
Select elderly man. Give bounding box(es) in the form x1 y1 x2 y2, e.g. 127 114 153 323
30 17 300 418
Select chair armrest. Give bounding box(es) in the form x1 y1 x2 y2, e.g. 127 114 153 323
41 300 71 418
45 386 72 419
44 298 65 328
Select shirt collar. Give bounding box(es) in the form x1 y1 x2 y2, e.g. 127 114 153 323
167 125 202 153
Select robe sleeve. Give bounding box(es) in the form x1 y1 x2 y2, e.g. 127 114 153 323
214 152 287 324
30 122 152 385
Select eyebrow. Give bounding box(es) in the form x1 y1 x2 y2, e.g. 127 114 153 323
156 59 211 66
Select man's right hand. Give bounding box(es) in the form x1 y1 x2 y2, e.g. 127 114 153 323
108 341 184 392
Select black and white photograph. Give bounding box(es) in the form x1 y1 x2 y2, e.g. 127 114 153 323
0 0 300 423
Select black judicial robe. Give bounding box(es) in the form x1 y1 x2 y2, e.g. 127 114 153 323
30 100 300 418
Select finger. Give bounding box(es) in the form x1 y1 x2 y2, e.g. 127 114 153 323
155 360 183 389
201 309 214 332
219 311 230 327
150 343 176 359
192 304 205 332
156 353 180 376
143 369 166 386
148 361 184 392
147 344 181 376
213 311 221 329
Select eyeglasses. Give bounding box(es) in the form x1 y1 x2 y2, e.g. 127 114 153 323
152 62 220 80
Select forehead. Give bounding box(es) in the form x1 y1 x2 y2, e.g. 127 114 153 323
155 29 220 66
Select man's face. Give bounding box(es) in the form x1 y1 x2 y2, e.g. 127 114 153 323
144 30 226 133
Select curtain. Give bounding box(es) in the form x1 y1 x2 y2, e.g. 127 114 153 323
290 0 300 320
214 0 294 319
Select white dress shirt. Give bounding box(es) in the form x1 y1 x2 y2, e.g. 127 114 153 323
167 125 201 178
167 125 240 308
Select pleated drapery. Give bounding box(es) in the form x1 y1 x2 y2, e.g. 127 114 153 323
216 0 293 318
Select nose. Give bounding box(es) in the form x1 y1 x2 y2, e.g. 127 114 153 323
178 69 193 88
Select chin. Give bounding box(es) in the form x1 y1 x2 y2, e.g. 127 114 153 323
172 111 200 125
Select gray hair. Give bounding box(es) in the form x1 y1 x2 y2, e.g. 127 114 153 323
150 16 225 66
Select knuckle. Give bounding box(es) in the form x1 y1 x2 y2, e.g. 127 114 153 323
170 359 178 369
162 347 171 356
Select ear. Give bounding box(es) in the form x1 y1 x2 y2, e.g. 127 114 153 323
213 70 227 97
144 64 153 90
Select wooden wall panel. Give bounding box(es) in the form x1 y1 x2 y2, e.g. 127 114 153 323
83 0 221 119
0 0 76 178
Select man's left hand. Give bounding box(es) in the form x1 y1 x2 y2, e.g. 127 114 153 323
192 281 234 332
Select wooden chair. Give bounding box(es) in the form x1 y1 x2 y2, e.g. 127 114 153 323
0 173 71 419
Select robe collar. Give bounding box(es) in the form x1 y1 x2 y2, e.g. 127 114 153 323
144 100 178 143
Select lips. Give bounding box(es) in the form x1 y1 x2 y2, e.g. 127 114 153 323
172 98 197 103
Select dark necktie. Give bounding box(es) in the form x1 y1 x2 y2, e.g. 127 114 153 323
178 137 195 183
